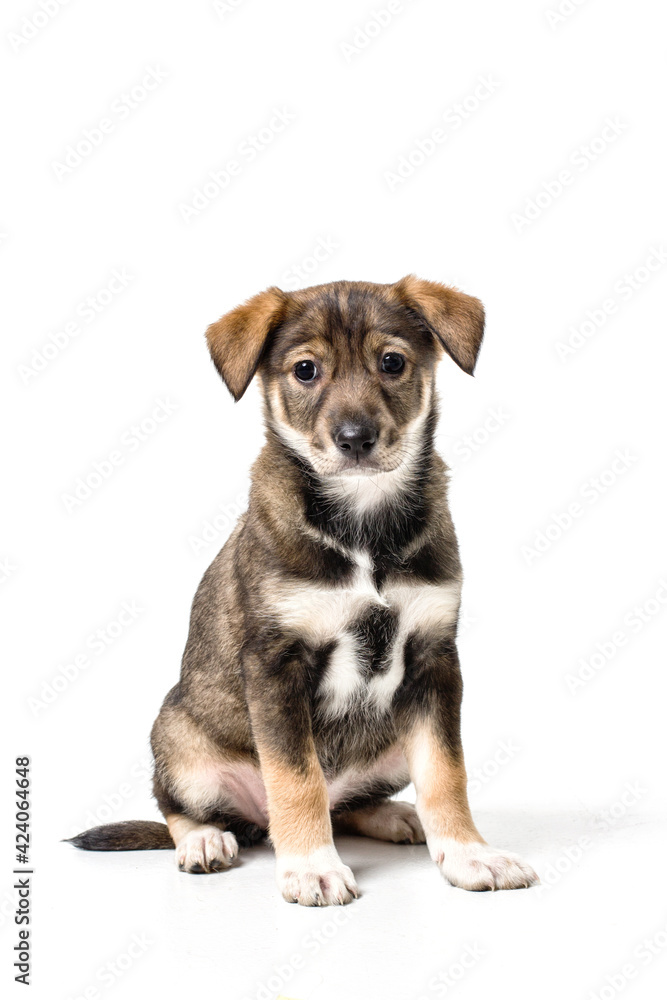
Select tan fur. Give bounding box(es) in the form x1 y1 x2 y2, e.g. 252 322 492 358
166 812 209 844
404 721 483 845
206 286 286 400
393 275 485 375
260 755 332 856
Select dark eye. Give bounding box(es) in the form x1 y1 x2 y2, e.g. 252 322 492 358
381 352 405 374
294 360 318 382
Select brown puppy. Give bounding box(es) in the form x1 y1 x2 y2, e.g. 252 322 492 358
69 277 538 904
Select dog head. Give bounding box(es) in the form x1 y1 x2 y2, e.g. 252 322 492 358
206 277 484 482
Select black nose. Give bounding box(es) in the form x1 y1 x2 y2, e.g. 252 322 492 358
333 423 378 459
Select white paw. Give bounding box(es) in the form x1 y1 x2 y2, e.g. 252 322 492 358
432 840 539 891
276 845 359 906
176 826 238 874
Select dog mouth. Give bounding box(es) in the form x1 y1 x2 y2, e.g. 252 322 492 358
318 447 411 479
334 457 388 476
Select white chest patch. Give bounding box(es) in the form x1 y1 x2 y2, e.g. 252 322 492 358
272 552 461 717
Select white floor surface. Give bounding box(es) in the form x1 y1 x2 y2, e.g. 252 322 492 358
19 804 666 1000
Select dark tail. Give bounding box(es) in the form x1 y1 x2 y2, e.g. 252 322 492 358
65 820 174 852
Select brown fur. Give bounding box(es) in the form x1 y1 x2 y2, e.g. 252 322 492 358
69 277 538 901
394 275 485 375
66 820 173 851
206 285 287 400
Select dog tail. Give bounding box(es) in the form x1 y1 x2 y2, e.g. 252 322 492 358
65 820 174 852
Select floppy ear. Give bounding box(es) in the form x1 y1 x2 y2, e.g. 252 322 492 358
205 286 288 401
394 275 485 375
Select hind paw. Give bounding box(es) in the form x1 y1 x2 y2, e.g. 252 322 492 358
176 826 238 873
335 800 426 844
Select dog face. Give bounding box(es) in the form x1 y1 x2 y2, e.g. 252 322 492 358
206 277 484 481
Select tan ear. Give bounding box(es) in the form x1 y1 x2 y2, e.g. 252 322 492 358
205 286 288 400
394 275 485 375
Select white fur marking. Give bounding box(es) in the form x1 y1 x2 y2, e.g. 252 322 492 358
324 466 414 512
273 558 382 643
367 633 406 710
319 631 365 714
274 566 461 717
384 580 462 635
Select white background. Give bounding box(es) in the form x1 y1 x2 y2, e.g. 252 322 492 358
2 0 666 998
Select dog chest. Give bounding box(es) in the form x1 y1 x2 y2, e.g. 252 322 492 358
272 559 461 715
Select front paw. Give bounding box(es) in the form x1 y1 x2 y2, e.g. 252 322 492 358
276 845 359 906
433 840 539 891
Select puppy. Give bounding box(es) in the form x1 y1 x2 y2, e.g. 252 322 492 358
69 276 538 904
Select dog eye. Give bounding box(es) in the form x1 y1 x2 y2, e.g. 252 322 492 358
381 352 405 374
294 360 318 382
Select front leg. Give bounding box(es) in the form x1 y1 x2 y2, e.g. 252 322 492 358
244 643 358 906
396 638 539 891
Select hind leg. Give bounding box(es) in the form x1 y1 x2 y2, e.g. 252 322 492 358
166 814 239 874
333 800 426 844
152 703 268 873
